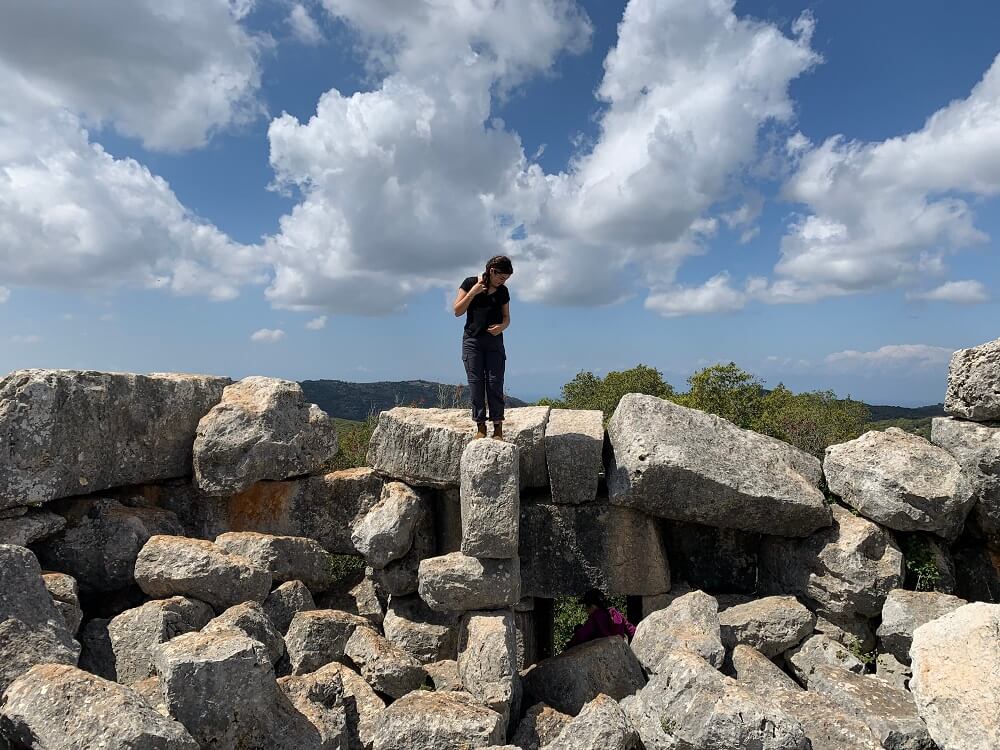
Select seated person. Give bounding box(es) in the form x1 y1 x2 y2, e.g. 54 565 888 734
564 588 636 650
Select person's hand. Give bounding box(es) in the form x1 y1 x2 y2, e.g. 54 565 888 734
470 277 488 295
487 324 503 335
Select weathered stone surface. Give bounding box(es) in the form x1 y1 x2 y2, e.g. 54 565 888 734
133 535 272 612
759 504 904 621
42 572 82 634
383 594 459 663
910 602 1000 750
807 664 934 749
108 597 215 685
142 469 384 554
514 609 537 670
519 501 670 598
203 601 285 665
458 610 520 726
318 565 387 625
344 625 426 699
813 612 878 653
278 661 386 750
606 394 830 536
662 520 759 594
193 376 338 495
460 439 520 558
425 659 462 691
548 693 640 750
732 646 883 750
215 531 334 593
0 664 198 749
351 481 425 568
523 636 646 715
78 617 117 680
719 596 815 657
876 653 911 692
825 428 975 539
154 631 319 749
264 579 316 633
371 690 505 750
510 702 571 750
945 337 1000 421
623 649 809 750
0 544 80 694
932 416 1000 538
631 590 724 672
876 588 967 664
0 508 65 546
544 409 604 505
285 608 371 675
418 552 520 612
0 369 229 510
785 634 865 685
366 406 549 489
373 512 435 597
34 499 184 593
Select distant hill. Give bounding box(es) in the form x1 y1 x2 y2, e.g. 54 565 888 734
864 403 946 421
300 379 529 422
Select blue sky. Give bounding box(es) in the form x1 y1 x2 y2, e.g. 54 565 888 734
1 1 998 406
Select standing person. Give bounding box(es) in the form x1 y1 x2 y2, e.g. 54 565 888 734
564 588 636 650
453 255 513 440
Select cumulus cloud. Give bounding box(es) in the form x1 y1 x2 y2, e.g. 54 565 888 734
906 280 990 304
645 272 748 317
769 53 1000 301
251 328 286 342
289 4 324 45
825 344 953 371
305 315 328 330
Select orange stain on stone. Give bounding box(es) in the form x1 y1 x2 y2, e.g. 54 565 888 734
225 481 295 531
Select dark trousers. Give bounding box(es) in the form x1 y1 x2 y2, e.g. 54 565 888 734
462 334 506 423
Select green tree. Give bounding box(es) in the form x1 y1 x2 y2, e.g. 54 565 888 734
674 362 765 429
752 385 870 458
541 365 674 422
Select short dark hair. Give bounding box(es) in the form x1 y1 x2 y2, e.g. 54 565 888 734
582 588 608 610
486 255 513 275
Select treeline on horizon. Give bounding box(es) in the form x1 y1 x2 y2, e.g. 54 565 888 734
331 362 937 471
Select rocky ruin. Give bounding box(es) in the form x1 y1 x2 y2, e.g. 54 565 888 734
0 338 999 749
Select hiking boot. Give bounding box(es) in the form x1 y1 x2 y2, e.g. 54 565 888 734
475 422 488 439
491 423 503 440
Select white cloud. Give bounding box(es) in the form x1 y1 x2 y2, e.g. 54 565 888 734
251 328 286 343
769 53 1000 300
906 280 990 304
305 315 327 330
0 287 9 303
289 4 324 45
10 334 41 344
825 344 953 371
645 272 748 317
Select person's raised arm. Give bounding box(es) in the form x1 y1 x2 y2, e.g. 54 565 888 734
453 277 486 316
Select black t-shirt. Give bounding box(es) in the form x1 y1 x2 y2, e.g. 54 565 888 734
460 276 510 338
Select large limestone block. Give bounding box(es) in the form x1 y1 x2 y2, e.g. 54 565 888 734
344 625 427 699
945 337 1000 421
631 590 724 673
371 496 436 596
548 693 640 750
806 664 935 749
0 544 80 694
606 394 830 536
544 409 604 505
383 594 459 663
510 702 571 750
461 439 520 558
108 596 214 685
194 376 338 494
662 520 759 593
351 481 425 568
366 406 548 489
133 535 272 612
522 636 646 716
153 631 319 750
932 416 1000 538
876 589 967 664
759 504 904 620
372 690 505 750
0 508 65 546
417 552 520 612
825 428 975 539
0 369 229 510
203 601 285 665
784 634 865 685
34 499 183 593
278 661 386 750
264 580 316 634
1 664 198 749
215 531 335 593
42 572 83 634
910 602 1000 750
732 646 883 750
719 595 816 658
519 501 670 598
622 649 809 750
285 609 371 675
458 610 520 726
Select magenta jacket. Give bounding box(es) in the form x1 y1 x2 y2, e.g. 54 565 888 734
565 606 636 650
